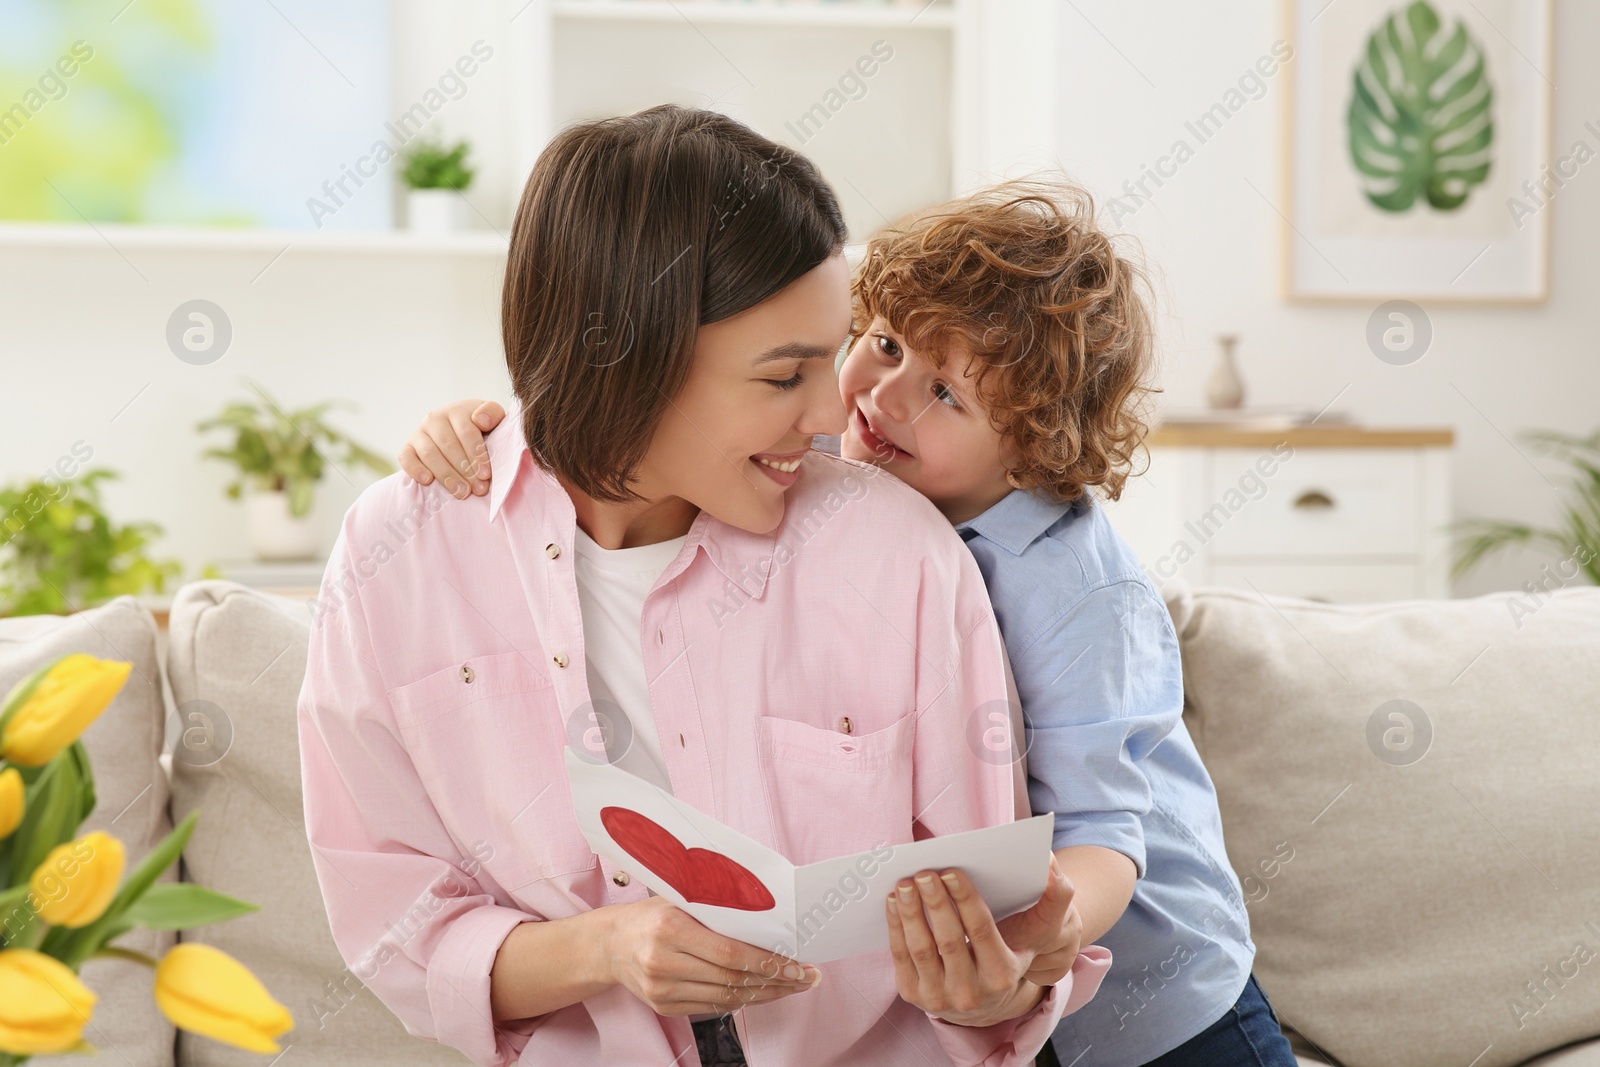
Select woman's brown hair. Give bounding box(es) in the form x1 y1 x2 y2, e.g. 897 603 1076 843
502 105 847 502
854 178 1158 504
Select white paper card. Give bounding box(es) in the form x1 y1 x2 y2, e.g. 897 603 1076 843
564 748 1055 963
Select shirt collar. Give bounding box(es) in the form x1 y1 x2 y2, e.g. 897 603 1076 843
484 401 776 599
955 488 1076 556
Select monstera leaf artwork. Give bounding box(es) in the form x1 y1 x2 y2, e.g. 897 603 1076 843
1348 1 1494 212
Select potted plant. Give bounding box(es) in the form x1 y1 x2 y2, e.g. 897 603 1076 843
0 470 180 617
1452 425 1600 585
197 381 394 562
400 138 475 234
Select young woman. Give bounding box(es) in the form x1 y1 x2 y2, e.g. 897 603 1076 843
296 106 1110 1067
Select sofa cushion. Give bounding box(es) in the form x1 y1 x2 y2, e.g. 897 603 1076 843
1170 585 1600 1067
165 580 469 1065
0 597 175 1067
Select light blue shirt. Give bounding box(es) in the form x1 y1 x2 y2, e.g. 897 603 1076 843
953 488 1257 1066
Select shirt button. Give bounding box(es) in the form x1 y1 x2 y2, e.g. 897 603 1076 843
460 665 475 684
837 716 852 734
545 543 561 560
553 652 569 668
612 871 631 887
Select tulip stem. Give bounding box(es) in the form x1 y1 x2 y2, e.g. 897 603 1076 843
94 945 158 969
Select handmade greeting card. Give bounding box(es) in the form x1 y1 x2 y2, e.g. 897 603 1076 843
563 748 1055 963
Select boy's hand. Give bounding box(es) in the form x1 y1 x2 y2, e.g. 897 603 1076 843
997 852 1083 987
398 399 506 498
885 866 1053 1029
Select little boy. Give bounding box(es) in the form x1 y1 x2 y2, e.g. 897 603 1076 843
400 179 1296 1067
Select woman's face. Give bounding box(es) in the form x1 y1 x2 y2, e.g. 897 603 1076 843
636 253 852 535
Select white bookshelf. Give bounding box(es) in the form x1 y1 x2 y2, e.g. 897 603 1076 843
552 0 957 29
508 0 1061 240
0 222 508 256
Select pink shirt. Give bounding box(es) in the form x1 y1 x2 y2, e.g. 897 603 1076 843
296 412 1111 1066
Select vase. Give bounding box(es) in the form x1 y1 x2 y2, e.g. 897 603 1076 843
1206 334 1246 410
406 188 462 234
245 489 321 562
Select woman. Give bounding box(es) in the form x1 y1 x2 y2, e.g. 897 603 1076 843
296 106 1109 1066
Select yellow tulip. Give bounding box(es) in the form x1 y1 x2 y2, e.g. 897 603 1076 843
0 948 97 1055
30 831 125 928
0 654 132 767
0 767 21 838
154 943 293 1054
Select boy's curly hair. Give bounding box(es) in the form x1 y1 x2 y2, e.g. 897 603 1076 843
852 178 1158 504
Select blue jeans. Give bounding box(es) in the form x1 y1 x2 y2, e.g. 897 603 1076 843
1038 972 1297 1067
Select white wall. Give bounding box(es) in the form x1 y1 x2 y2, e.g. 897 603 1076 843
1050 0 1600 598
1 0 1594 599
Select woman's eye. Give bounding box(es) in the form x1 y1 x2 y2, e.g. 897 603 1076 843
876 334 900 359
769 372 804 391
933 382 959 408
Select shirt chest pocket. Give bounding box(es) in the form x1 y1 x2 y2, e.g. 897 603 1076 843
387 651 596 890
754 713 916 868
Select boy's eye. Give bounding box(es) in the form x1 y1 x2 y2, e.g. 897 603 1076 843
876 334 900 359
932 382 959 409
768 371 804 391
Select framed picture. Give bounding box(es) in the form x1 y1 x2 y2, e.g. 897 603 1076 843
1282 0 1553 303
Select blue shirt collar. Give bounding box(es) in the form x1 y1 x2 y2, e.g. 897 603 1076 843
955 488 1078 556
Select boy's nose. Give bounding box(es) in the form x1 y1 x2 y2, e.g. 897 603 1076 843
871 376 911 425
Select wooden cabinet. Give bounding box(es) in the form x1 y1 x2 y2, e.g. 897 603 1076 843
1101 425 1455 602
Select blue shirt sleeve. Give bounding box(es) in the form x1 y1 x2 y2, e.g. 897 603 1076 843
1011 577 1184 880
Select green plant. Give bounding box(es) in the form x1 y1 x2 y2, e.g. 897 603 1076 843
401 138 475 191
1348 0 1494 212
196 381 395 518
1452 427 1600 584
0 470 180 618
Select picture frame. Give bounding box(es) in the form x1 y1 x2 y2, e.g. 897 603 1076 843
1281 0 1554 304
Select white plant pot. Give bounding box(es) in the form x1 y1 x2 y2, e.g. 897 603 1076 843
246 488 323 562
407 188 462 234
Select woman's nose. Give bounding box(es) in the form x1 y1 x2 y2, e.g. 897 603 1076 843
800 364 848 436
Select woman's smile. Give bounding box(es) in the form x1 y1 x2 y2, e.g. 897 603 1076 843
751 446 811 487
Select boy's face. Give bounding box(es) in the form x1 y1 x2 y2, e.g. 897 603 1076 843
837 317 1016 525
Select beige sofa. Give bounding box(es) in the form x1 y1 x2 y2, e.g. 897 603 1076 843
1 579 1596 1067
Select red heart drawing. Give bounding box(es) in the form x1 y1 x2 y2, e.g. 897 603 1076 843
601 806 776 912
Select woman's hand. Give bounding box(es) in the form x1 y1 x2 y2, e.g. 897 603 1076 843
604 896 822 1016
397 399 506 498
885 858 1074 1028
997 852 1083 987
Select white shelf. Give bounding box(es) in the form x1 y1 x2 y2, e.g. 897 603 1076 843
552 0 955 29
0 223 509 256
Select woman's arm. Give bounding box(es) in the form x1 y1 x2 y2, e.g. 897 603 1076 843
899 531 1111 1063
489 896 820 1022
298 524 549 1066
303 513 820 1055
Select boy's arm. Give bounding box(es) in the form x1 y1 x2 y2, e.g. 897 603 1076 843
398 399 506 498
1014 577 1184 901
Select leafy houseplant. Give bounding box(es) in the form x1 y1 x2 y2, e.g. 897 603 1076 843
1452 426 1600 586
0 654 292 1063
0 470 180 618
401 139 475 234
197 381 393 562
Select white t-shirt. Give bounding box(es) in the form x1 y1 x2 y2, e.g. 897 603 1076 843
570 526 686 795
